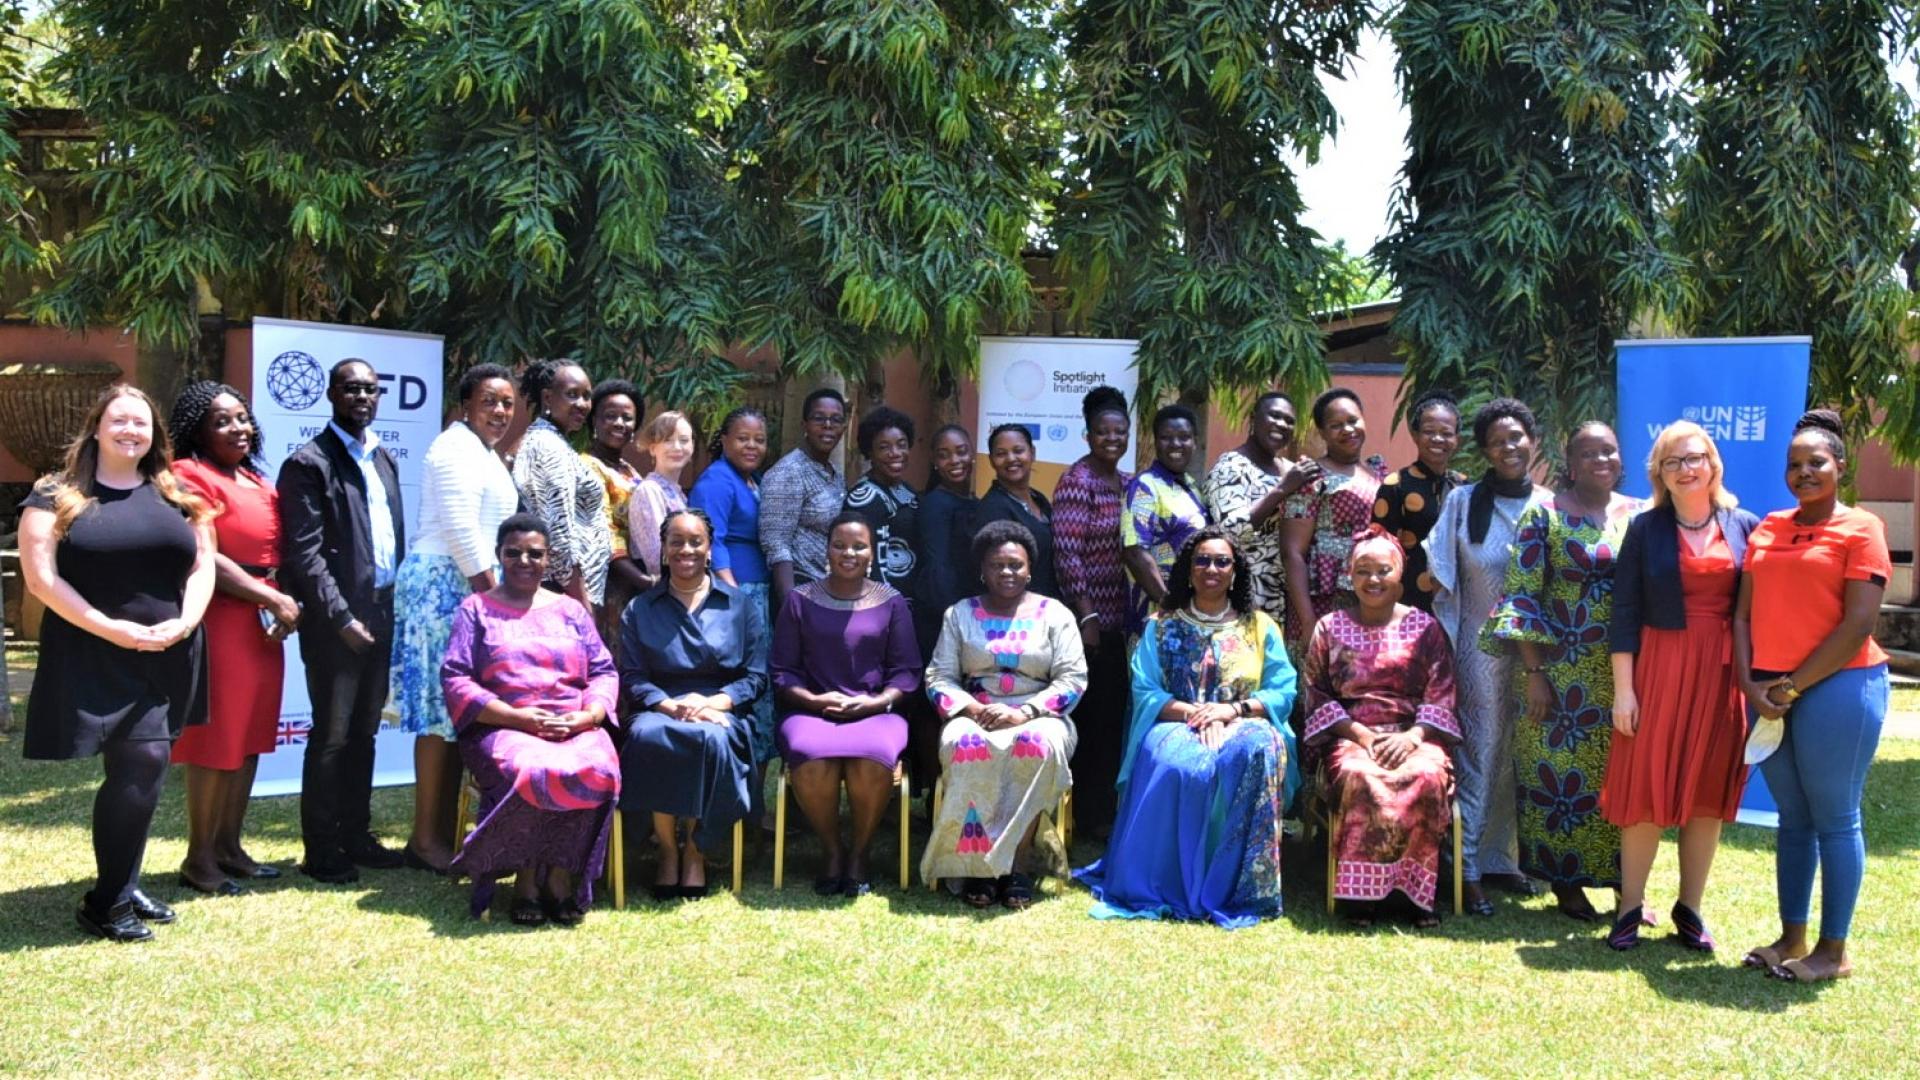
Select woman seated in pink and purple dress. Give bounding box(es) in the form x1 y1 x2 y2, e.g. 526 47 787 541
442 513 620 927
1304 526 1460 930
772 513 922 897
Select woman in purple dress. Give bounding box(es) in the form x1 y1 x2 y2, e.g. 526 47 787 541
772 513 923 896
442 513 621 927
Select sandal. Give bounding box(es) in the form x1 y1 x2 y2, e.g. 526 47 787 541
509 897 547 927
1000 872 1035 911
1465 895 1496 918
1670 902 1715 953
1743 944 1791 970
1771 956 1853 983
1606 906 1642 951
1412 912 1441 930
961 878 998 909
1345 900 1377 930
812 876 845 897
544 896 586 927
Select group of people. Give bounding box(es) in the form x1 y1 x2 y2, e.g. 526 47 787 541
15 361 1889 984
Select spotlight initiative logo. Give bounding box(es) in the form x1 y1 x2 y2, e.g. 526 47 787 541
266 350 326 411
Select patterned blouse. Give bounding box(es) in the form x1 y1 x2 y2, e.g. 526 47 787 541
1121 461 1210 634
1204 449 1291 629
844 476 921 596
759 447 846 585
580 452 640 560
925 594 1088 721
511 417 611 603
1303 607 1460 745
626 472 687 578
1283 455 1388 613
1369 461 1466 613
1052 455 1132 634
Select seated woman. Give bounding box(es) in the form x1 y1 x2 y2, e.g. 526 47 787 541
618 508 768 900
1304 527 1460 929
1077 526 1297 929
772 513 922 897
442 514 621 927
922 520 1087 910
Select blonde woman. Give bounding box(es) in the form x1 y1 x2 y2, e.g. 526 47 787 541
627 410 695 589
18 385 215 941
1603 421 1757 950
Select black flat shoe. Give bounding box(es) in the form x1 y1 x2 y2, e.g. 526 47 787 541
842 878 873 898
77 902 152 943
401 848 450 875
177 873 247 898
127 887 178 923
298 860 360 885
649 883 680 902
812 875 845 897
677 883 713 900
345 840 405 870
219 860 282 880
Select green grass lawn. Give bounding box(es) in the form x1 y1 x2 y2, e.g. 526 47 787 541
1 737 1916 1076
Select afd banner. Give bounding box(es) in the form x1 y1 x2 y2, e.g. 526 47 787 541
977 337 1139 495
250 318 445 798
1616 336 1810 827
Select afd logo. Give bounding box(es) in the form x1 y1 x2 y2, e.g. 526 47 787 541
265 350 430 412
1658 405 1767 442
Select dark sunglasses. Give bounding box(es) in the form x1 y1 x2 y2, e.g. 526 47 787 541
1192 554 1235 570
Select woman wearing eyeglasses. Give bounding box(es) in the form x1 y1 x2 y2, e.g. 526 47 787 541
1602 421 1755 951
761 388 850 612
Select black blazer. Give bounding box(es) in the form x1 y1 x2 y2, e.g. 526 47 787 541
277 426 407 643
1609 501 1758 653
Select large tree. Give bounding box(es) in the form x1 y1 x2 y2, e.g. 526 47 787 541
1674 1 1919 456
1053 0 1370 443
729 0 1057 401
1379 0 1706 446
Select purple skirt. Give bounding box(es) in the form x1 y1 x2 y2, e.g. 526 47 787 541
451 725 620 916
778 712 909 769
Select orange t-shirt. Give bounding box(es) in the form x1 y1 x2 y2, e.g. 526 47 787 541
1744 504 1890 672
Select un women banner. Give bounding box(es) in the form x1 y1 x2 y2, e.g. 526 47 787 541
250 318 445 798
1616 336 1810 827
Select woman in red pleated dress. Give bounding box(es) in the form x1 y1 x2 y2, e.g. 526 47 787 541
168 382 301 895
1603 421 1756 951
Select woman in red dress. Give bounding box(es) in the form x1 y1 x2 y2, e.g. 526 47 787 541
168 382 301 895
1603 421 1755 950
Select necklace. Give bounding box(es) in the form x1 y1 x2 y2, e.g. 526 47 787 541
669 576 709 598
1675 510 1712 530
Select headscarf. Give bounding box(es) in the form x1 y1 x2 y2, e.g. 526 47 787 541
1349 523 1405 576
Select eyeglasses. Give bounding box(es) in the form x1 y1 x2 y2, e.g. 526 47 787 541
500 546 548 562
807 413 846 426
1192 554 1235 570
1660 453 1710 474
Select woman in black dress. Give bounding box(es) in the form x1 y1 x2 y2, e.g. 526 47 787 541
972 423 1058 599
1370 390 1467 612
18 385 216 942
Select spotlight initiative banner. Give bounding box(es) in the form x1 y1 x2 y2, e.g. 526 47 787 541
250 318 445 798
976 337 1140 494
1616 335 1811 827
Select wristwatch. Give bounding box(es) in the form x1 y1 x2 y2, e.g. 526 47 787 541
1774 677 1801 704
1237 700 1252 718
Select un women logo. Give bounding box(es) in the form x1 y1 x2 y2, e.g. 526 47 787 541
266 350 326 410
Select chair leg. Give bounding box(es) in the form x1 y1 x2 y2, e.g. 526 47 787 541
927 777 944 892
732 818 744 895
610 808 625 910
453 784 472 856
1058 787 1074 853
897 764 910 891
1452 799 1464 917
1325 808 1337 916
773 765 788 891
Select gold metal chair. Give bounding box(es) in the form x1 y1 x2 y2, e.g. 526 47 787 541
770 758 912 891
925 776 1072 892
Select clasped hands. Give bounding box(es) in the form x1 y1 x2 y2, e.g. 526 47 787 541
1743 678 1793 720
100 616 195 652
513 706 603 741
1187 702 1243 751
975 703 1033 732
658 694 733 727
813 691 888 721
1343 722 1425 770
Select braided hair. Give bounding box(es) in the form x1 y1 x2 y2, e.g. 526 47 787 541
1408 389 1459 429
169 379 265 474
1082 385 1129 428
519 358 584 409
1792 408 1846 459
708 405 769 462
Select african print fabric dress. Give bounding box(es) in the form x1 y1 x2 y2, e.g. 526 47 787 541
1370 462 1465 613
1483 496 1640 889
1076 608 1297 928
922 595 1087 883
1282 456 1387 633
1121 462 1209 636
1305 608 1459 912
1204 450 1291 630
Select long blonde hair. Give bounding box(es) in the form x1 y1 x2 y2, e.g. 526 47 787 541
1645 420 1738 511
33 384 210 538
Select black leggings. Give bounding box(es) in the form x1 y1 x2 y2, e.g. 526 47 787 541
89 739 171 910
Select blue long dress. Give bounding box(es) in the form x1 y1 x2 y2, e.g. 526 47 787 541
1075 608 1298 928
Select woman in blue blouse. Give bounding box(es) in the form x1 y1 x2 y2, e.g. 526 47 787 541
686 406 773 764
618 509 769 900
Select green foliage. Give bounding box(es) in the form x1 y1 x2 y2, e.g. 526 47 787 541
26 0 404 348
1053 0 1371 415
1674 1 1919 458
1 0 58 282
1318 239 1393 315
384 0 743 410
729 0 1055 394
1379 0 1708 450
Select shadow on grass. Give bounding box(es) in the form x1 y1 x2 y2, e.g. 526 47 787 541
1511 935 1817 1012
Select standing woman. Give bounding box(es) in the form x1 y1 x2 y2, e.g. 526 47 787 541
1205 390 1318 631
1052 386 1133 831
627 410 695 588
1423 397 1553 914
1604 421 1756 951
974 424 1059 600
511 359 609 608
911 423 977 787
1121 404 1211 637
1485 422 1638 920
1371 390 1467 612
1736 410 1890 984
19 385 215 941
688 407 772 762
167 382 301 896
1281 388 1388 643
843 405 921 600
580 379 649 639
390 363 520 873
762 387 849 610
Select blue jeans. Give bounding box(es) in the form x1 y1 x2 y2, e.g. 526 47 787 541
1758 663 1886 941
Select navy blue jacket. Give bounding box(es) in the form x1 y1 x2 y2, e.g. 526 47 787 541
1609 502 1759 653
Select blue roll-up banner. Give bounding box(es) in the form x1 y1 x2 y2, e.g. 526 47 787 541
1616 336 1811 828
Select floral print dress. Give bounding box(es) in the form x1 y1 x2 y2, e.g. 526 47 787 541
1483 495 1640 889
1283 455 1388 632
